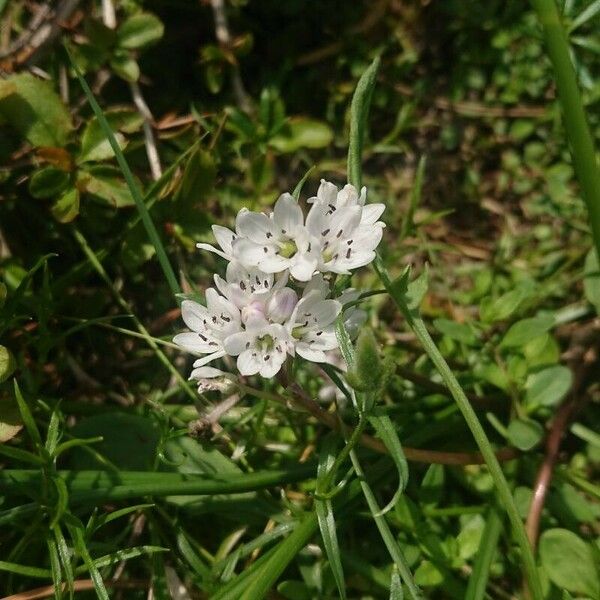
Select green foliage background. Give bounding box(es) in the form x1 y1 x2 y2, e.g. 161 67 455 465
0 0 599 598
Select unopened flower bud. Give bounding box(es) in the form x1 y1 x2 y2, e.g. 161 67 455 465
266 288 298 323
241 300 265 324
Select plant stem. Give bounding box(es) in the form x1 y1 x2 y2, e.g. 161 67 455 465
375 264 543 600
530 0 600 260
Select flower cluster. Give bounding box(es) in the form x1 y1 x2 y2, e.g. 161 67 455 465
174 180 385 384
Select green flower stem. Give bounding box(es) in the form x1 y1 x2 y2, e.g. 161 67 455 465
348 449 423 600
375 265 543 600
530 0 600 260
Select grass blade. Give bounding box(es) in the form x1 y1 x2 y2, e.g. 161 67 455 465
64 46 181 298
13 380 42 449
531 0 600 264
465 509 502 600
0 465 317 502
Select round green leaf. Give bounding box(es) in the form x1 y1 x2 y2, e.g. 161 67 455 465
28 167 70 199
507 418 544 451
433 318 478 345
539 529 599 598
117 13 164 50
500 315 555 348
110 54 140 83
0 395 23 443
0 345 16 383
270 118 333 153
525 365 573 409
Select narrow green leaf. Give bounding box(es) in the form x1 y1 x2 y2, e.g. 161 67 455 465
53 524 75 599
0 444 45 466
347 56 380 188
50 476 70 528
400 155 426 241
465 509 502 600
390 565 404 600
0 560 52 578
48 534 64 600
569 0 600 31
368 414 408 516
316 436 347 600
68 523 110 600
13 380 43 448
292 165 315 201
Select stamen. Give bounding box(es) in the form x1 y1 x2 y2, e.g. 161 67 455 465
266 232 273 238
347 239 353 245
346 248 352 258
316 331 323 336
328 204 336 211
263 247 268 253
221 313 231 322
264 355 270 361
321 229 330 236
336 229 343 238
240 281 247 290
246 342 250 349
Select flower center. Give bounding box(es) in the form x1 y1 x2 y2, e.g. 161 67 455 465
279 240 297 258
257 334 275 352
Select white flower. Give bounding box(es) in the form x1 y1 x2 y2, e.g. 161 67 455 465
196 225 240 262
224 316 292 377
309 179 385 226
233 193 319 281
286 286 341 363
189 366 234 393
213 263 298 324
173 292 242 368
306 203 382 273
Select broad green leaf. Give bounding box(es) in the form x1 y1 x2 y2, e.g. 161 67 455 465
414 561 443 587
523 333 560 368
0 344 16 383
0 74 73 147
433 318 478 345
51 188 80 223
79 118 127 163
110 53 140 82
270 118 334 153
584 248 600 313
28 167 70 199
0 395 22 442
507 418 544 451
117 13 165 49
479 284 534 323
539 529 599 597
500 315 555 347
457 514 485 560
525 365 573 409
78 165 136 207
69 413 160 470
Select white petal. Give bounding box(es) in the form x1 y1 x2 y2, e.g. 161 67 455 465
190 366 224 380
316 180 339 205
237 349 261 376
213 225 237 253
232 238 275 268
329 205 362 238
191 350 226 367
296 343 328 363
273 193 303 235
289 253 317 282
173 332 219 354
224 331 252 356
307 299 341 327
236 211 276 244
361 203 385 225
180 300 210 331
196 242 231 261
306 202 329 237
259 353 286 378
259 254 290 273
337 184 360 208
